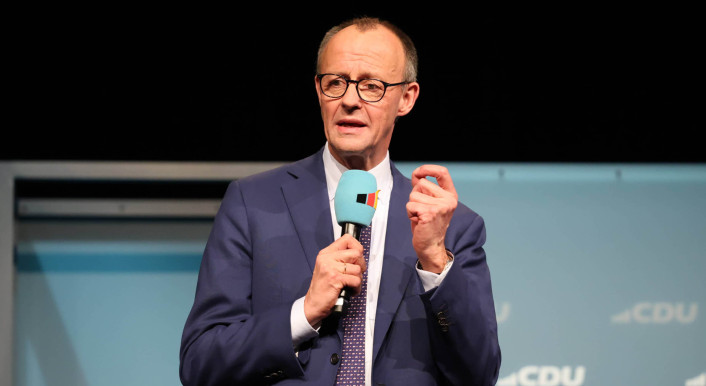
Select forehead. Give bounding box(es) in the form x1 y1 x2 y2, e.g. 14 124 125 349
319 25 406 79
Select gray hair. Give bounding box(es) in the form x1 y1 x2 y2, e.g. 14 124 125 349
316 17 418 82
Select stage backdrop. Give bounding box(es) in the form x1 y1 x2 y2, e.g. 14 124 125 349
14 163 706 385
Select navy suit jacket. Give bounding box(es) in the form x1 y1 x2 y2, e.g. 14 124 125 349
180 149 500 385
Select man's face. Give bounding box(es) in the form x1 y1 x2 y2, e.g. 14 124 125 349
316 25 419 170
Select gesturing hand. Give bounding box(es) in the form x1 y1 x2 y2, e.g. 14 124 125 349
303 234 367 327
406 165 458 273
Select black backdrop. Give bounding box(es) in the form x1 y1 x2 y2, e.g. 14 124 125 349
5 7 703 163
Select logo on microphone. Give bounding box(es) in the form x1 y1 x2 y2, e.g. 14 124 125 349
356 190 380 209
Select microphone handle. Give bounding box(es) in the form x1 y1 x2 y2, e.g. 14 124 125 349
332 223 361 314
341 222 361 239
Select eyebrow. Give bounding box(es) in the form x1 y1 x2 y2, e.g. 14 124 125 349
330 71 382 81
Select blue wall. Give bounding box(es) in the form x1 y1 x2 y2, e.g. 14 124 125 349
14 164 706 385
14 223 210 386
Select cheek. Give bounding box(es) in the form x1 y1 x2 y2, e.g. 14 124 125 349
321 102 338 120
371 105 398 129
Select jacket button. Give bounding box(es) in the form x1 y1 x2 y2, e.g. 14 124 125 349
330 353 340 364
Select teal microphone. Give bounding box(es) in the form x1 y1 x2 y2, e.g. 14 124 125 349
333 170 379 314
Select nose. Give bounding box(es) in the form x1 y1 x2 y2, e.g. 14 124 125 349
340 81 362 109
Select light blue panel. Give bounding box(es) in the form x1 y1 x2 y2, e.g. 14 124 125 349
397 163 706 385
14 225 207 386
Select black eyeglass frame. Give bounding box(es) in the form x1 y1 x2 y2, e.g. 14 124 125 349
316 73 410 102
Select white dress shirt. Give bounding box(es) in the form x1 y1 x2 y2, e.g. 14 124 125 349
290 144 452 385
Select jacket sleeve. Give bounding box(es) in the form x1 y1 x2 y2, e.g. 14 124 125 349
179 181 304 385
420 206 502 386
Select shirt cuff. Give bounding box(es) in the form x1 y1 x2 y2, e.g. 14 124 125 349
290 296 319 348
416 251 454 292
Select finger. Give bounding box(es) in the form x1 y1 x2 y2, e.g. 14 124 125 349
324 249 364 264
412 177 457 201
408 192 456 215
406 201 423 222
340 261 363 276
320 234 363 254
358 253 367 272
337 234 364 253
412 165 457 195
342 275 363 296
406 201 433 221
409 186 446 203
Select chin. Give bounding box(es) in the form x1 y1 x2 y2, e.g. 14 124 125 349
329 140 369 156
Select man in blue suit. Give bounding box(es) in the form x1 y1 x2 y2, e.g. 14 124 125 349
180 17 500 385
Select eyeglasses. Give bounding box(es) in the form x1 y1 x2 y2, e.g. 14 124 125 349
316 73 409 102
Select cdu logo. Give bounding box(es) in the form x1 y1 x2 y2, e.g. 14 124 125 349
611 302 698 324
497 366 586 386
356 190 380 210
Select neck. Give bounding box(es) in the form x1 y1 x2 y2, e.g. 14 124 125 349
329 144 387 171
339 155 373 171
328 146 385 171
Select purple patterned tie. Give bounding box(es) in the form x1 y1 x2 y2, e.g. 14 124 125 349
335 225 371 385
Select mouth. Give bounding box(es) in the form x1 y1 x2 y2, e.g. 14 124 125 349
335 119 367 130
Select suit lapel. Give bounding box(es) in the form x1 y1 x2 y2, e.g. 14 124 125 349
373 164 417 363
281 150 334 271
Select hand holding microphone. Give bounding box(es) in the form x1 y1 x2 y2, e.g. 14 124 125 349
303 170 377 327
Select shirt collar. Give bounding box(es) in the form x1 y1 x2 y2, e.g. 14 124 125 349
323 143 393 201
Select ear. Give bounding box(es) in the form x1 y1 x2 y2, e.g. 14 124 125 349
314 75 322 106
396 81 420 117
